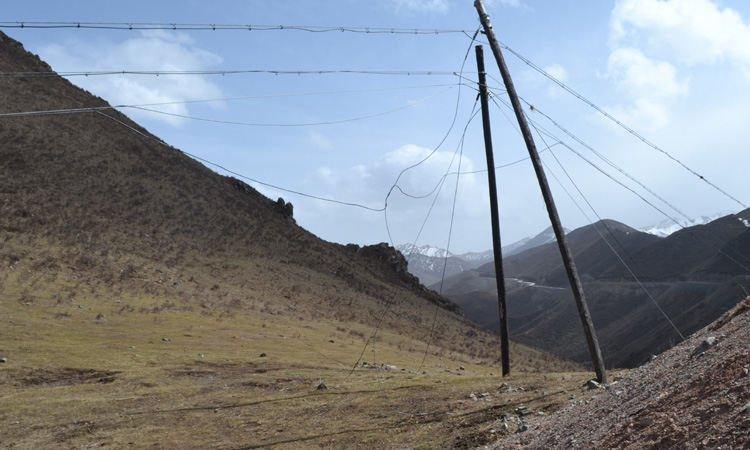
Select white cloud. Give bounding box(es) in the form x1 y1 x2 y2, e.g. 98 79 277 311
38 31 224 126
612 0 750 75
604 97 672 131
603 48 688 130
486 0 525 9
608 48 689 99
298 144 488 246
388 0 450 14
302 131 334 152
543 63 568 82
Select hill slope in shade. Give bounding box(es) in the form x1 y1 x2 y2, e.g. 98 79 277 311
441 216 750 368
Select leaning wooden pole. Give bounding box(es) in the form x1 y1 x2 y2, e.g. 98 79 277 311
474 0 607 384
476 45 511 377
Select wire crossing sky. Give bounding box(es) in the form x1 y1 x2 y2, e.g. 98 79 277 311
3 0 750 253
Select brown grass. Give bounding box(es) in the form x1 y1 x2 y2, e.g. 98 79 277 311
0 249 596 449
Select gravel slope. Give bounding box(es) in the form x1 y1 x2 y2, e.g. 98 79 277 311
492 296 750 449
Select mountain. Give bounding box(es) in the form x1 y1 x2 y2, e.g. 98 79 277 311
641 213 726 237
440 215 750 368
396 243 453 259
395 244 477 287
397 226 564 288
503 225 563 257
0 29 586 369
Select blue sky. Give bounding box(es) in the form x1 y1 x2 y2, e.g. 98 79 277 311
3 0 750 253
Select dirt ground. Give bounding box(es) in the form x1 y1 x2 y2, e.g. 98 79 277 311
491 297 750 449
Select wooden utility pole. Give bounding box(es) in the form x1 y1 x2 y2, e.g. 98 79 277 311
475 45 510 376
474 0 607 384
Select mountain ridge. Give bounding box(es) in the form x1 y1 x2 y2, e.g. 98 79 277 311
437 215 750 368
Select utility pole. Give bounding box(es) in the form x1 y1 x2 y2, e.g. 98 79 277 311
474 0 607 384
475 45 510 377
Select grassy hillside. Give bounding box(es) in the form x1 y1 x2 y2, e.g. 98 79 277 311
0 237 587 449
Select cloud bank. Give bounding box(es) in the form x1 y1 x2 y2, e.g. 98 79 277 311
38 30 224 126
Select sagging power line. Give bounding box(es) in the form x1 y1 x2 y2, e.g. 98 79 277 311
0 21 471 35
0 86 454 126
0 69 470 79
495 42 747 210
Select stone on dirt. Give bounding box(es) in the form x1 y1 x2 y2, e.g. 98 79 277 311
691 336 717 358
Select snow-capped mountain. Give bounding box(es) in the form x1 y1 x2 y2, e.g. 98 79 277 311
641 213 728 237
395 244 474 287
396 243 453 259
457 249 495 265
397 226 564 286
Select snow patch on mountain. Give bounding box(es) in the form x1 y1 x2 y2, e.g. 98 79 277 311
396 244 453 259
641 213 727 237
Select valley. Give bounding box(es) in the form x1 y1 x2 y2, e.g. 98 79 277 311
403 215 750 369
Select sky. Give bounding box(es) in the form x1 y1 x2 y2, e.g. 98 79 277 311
3 0 750 254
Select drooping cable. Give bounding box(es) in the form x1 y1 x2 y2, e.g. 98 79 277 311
0 21 471 34
125 87 452 127
495 43 747 210
528 117 687 341
92 110 385 212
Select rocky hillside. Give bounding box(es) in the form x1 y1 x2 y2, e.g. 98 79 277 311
495 295 750 449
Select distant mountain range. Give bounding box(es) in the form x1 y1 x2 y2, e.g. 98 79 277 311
640 213 727 237
400 215 724 287
397 226 562 287
400 213 750 368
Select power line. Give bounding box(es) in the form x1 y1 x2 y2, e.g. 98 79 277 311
493 93 750 284
416 101 473 374
383 29 480 241
0 69 470 79
497 41 747 210
351 30 482 418
92 110 385 212
0 106 108 118
0 85 454 126
0 21 471 35
524 101 693 223
118 83 464 106
529 118 687 341
488 94 691 228
123 87 453 127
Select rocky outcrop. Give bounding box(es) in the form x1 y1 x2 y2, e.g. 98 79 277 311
274 197 295 224
349 242 462 315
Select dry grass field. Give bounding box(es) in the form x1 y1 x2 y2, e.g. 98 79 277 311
0 258 600 450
